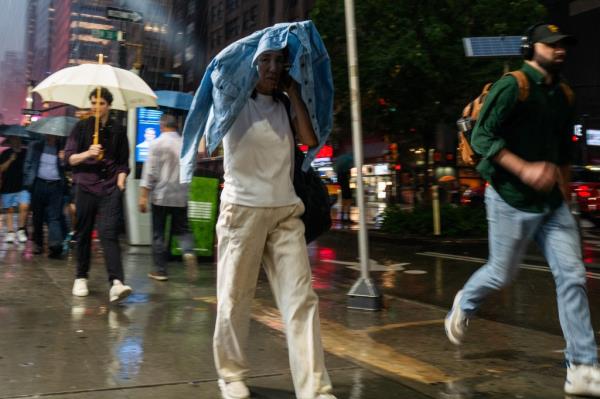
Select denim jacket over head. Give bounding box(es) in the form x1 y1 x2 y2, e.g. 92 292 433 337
180 20 334 183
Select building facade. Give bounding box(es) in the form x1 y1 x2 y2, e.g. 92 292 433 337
172 0 315 92
0 51 27 124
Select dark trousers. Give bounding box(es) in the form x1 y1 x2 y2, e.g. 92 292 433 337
31 179 64 251
152 204 194 274
75 187 124 283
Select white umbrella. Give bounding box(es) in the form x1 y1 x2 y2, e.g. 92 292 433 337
32 59 157 111
32 55 157 158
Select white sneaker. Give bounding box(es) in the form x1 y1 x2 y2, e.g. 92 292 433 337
109 279 132 303
4 232 15 243
218 379 250 399
316 394 338 399
16 229 27 243
565 363 600 396
72 278 89 297
445 290 468 345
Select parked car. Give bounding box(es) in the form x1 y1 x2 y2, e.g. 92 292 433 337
569 166 600 223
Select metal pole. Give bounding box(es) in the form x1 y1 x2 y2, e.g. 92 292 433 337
432 185 441 236
344 0 382 311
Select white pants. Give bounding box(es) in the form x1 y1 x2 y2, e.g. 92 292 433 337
214 201 332 399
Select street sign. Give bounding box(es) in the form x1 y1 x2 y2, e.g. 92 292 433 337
462 36 522 57
91 29 123 41
21 108 42 116
106 6 143 23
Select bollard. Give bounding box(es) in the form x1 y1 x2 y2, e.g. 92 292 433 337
432 185 441 236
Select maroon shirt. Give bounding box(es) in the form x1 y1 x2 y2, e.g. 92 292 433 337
64 116 130 196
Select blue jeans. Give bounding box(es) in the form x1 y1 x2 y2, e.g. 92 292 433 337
461 186 598 365
32 179 64 250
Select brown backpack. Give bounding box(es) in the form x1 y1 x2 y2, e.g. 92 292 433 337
456 70 574 167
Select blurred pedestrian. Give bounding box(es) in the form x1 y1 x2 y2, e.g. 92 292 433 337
334 153 354 224
212 50 335 399
445 24 600 397
138 114 197 281
24 134 66 258
0 136 29 244
64 87 132 303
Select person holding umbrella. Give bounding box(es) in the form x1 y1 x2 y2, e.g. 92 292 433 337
64 87 132 303
24 121 74 258
0 132 30 244
24 135 66 257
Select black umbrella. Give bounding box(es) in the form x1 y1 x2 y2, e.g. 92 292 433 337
26 116 78 137
0 124 29 138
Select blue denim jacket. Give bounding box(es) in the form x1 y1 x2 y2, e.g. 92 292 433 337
180 21 334 183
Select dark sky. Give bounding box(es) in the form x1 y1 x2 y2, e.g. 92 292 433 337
0 0 26 60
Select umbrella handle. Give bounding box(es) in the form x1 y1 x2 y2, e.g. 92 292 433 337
93 85 104 160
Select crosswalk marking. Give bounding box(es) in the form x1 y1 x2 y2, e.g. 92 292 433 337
417 252 600 280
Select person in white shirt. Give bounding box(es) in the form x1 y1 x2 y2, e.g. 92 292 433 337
213 49 336 399
139 114 197 281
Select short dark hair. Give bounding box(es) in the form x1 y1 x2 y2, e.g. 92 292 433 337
88 87 113 105
160 114 178 129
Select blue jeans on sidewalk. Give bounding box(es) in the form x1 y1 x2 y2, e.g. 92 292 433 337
461 186 598 365
31 178 64 251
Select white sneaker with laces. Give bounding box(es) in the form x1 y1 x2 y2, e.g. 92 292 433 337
109 279 132 303
565 363 600 396
218 379 250 399
16 229 27 243
72 278 89 297
4 231 15 243
445 290 468 345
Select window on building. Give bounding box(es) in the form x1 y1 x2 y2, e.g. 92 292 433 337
210 29 223 50
225 18 240 40
225 0 240 11
173 52 182 69
211 2 223 23
185 45 194 62
243 6 258 31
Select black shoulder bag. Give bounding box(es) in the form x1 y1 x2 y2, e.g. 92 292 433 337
280 94 332 243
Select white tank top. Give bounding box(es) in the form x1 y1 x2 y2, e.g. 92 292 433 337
221 93 300 207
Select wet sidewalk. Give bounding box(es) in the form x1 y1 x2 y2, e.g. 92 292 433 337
0 238 594 398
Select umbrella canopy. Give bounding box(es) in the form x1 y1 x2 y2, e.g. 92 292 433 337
155 90 193 111
0 124 30 138
32 63 157 111
26 116 79 137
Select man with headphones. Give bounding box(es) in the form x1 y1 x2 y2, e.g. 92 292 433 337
445 23 600 396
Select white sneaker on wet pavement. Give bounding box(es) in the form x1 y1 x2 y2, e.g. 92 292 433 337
565 363 600 396
445 290 468 345
218 379 250 399
72 278 89 297
109 279 132 303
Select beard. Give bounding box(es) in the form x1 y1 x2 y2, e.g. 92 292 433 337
533 53 563 75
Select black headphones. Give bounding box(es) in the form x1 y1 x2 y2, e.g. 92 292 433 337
520 22 546 60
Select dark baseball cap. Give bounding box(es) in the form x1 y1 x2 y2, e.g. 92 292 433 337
531 24 577 45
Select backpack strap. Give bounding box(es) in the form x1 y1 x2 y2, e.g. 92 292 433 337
559 82 575 106
505 70 530 102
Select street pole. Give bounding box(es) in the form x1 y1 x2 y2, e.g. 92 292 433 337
344 0 382 311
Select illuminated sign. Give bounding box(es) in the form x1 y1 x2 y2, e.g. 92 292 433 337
587 129 600 147
136 108 162 162
298 144 333 159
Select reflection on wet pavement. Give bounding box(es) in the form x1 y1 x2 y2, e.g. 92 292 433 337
0 231 599 398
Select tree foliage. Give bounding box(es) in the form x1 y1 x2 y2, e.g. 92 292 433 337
311 0 546 144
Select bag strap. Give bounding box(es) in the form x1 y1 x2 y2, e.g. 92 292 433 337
505 70 530 101
559 82 575 106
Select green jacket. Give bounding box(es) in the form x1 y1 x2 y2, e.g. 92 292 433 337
472 62 574 213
